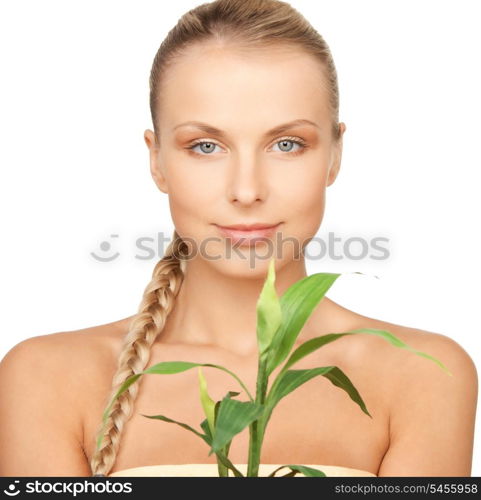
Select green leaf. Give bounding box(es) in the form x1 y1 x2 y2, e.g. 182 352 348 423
267 366 371 417
225 391 241 398
200 417 243 477
211 450 244 477
140 413 210 446
277 469 299 477
104 361 253 421
268 464 327 477
143 361 201 374
96 372 143 450
143 361 249 388
210 398 265 454
96 361 253 451
213 391 240 453
144 361 255 400
256 258 282 357
198 368 216 435
281 328 451 375
282 333 352 371
213 391 241 423
274 328 452 395
142 414 243 477
266 272 341 376
200 418 212 444
350 328 452 375
101 361 199 426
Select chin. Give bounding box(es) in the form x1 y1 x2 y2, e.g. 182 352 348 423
207 256 276 278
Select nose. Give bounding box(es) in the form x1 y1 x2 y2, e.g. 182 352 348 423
227 156 267 206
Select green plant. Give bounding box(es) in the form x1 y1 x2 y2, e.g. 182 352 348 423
96 258 451 477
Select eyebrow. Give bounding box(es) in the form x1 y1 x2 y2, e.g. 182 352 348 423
172 119 320 138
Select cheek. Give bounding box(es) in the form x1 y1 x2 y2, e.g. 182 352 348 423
275 159 329 231
163 146 220 203
164 165 215 234
273 173 327 260
287 184 326 240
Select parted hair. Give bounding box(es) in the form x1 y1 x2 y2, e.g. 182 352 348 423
89 0 342 476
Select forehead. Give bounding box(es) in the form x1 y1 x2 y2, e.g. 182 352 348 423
158 42 331 133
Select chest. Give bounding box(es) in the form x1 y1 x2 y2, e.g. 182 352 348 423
82 343 390 475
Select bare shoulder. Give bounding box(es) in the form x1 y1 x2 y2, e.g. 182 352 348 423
355 315 477 381
347 314 478 475
1 316 132 377
345 313 478 406
0 317 132 475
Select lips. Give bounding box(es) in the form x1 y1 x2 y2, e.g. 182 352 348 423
215 222 282 246
219 222 280 231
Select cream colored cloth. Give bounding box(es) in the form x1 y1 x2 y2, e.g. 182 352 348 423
109 463 377 477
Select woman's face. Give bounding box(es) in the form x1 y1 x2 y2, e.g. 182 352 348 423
144 42 346 277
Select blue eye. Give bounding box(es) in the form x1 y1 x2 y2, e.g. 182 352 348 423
188 141 221 155
272 139 303 153
186 136 308 157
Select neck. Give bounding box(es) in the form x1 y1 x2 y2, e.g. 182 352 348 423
158 256 341 356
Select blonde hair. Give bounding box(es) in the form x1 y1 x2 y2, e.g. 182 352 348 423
90 0 342 476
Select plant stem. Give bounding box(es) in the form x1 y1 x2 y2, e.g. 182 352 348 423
216 447 229 477
247 356 269 476
246 360 289 476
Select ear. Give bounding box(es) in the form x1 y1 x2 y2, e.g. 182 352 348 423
327 122 347 187
144 129 168 193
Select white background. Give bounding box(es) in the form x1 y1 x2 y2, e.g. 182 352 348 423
0 0 479 474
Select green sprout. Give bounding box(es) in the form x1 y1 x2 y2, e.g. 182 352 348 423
96 258 451 477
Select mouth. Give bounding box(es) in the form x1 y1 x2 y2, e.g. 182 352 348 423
214 222 282 247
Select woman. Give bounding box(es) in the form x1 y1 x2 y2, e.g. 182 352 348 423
0 0 477 477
